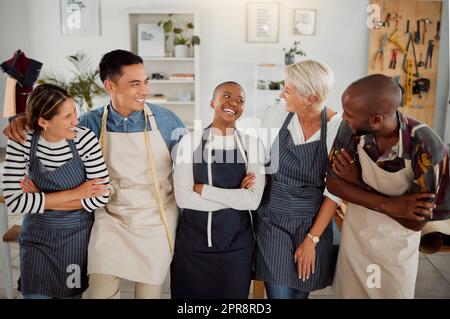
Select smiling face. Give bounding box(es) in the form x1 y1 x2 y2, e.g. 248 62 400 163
39 98 78 141
341 94 374 136
105 63 149 116
280 80 317 113
210 83 245 127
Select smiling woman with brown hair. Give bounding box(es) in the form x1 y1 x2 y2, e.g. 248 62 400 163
2 83 110 299
171 81 266 299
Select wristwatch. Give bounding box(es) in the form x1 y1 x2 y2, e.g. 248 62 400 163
307 233 320 245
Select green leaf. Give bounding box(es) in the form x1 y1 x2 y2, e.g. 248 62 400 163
187 22 194 29
191 35 200 46
173 28 183 34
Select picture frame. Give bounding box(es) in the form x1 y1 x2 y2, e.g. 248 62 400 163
60 0 101 36
247 2 280 43
294 9 316 36
137 24 165 57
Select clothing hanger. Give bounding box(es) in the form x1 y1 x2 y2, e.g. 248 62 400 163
11 49 23 68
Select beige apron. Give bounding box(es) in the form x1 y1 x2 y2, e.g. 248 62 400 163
333 139 421 298
88 105 178 285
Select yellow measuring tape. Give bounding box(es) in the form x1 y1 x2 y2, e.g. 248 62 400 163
100 106 174 254
404 58 413 108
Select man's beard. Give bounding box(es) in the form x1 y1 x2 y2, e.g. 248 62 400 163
353 123 373 136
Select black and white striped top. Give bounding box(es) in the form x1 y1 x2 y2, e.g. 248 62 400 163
2 126 109 213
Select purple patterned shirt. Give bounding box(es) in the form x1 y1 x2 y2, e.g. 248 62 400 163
328 111 450 221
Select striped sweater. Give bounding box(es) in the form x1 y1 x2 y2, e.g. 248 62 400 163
2 126 109 214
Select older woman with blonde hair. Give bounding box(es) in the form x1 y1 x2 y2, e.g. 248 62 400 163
254 60 342 299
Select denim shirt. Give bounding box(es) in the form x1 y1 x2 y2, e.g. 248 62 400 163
78 102 187 154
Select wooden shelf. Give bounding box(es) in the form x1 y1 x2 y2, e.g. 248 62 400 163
143 57 195 61
149 80 195 84
146 100 195 105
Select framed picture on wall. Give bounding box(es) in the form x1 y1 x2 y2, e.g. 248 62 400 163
60 0 101 36
294 9 316 35
247 2 280 43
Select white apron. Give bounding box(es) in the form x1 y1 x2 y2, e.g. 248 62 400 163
88 105 178 285
333 139 421 298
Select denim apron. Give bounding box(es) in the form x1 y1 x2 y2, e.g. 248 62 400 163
171 127 254 299
19 131 94 297
254 108 336 291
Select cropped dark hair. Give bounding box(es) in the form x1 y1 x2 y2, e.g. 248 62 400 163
212 81 245 100
26 84 71 133
99 49 144 82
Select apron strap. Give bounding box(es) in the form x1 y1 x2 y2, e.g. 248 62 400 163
67 138 81 161
319 107 328 150
29 130 39 162
282 112 295 130
142 106 174 253
234 129 248 168
99 104 109 156
145 105 158 131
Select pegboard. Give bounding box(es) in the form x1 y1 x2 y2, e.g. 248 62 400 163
368 0 443 126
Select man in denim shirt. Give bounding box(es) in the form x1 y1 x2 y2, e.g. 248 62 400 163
83 50 187 299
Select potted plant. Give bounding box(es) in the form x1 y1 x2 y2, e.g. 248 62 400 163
283 41 306 65
158 14 201 58
37 52 106 114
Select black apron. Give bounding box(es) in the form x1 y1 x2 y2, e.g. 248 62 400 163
254 108 336 291
19 132 94 297
171 128 254 299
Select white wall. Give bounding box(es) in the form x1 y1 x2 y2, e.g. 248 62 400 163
0 0 448 146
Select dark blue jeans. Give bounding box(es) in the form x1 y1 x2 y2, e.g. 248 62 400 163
264 282 310 299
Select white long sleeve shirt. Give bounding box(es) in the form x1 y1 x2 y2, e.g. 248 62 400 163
174 129 266 211
261 105 342 205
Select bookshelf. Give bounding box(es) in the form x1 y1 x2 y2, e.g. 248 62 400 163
128 8 200 130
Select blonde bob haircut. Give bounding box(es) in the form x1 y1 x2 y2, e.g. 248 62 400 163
285 60 334 107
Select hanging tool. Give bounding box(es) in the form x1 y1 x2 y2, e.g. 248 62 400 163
424 40 434 69
421 18 432 45
413 78 430 98
404 58 413 107
435 20 440 41
388 30 406 54
417 53 424 67
403 33 420 77
405 19 410 36
389 49 399 69
383 13 391 28
393 76 405 106
372 33 388 70
404 59 424 109
393 13 402 29
415 20 421 44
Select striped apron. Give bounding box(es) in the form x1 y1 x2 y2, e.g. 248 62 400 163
19 131 94 297
170 127 254 299
254 109 336 291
